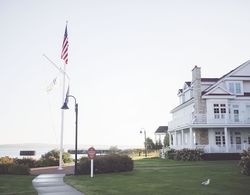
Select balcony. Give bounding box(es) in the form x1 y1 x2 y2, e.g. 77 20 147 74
169 113 250 130
193 114 250 125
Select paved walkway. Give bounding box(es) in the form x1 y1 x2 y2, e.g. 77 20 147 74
32 174 84 195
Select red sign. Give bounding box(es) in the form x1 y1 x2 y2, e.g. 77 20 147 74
87 147 96 159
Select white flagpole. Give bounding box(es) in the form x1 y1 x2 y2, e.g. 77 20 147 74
58 21 69 170
59 63 66 170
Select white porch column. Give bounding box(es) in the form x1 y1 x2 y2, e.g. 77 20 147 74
168 133 171 146
189 128 193 148
174 131 177 147
224 127 229 152
181 129 184 148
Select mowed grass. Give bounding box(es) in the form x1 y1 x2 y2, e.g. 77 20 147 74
0 175 36 195
65 158 250 195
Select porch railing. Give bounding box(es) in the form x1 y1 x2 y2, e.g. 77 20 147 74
170 144 250 153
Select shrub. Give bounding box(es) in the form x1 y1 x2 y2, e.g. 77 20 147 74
0 163 30 175
165 148 203 161
0 156 15 164
36 149 73 167
0 164 9 174
202 153 241 160
175 148 204 161
7 164 30 175
239 149 250 176
165 148 176 160
78 155 134 175
14 158 37 168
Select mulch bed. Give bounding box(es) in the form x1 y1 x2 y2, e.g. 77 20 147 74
30 165 74 175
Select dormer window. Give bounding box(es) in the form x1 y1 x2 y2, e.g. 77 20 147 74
228 82 242 94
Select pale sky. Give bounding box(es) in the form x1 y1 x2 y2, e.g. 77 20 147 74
1 0 250 148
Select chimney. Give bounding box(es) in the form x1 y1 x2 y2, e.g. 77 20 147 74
192 66 201 82
192 66 205 114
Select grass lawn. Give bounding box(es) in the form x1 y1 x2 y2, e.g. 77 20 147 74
0 175 36 195
65 158 250 195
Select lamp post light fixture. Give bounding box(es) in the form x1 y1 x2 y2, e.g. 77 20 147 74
140 129 147 157
61 94 78 175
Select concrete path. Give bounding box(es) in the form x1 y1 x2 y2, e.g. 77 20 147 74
32 174 84 195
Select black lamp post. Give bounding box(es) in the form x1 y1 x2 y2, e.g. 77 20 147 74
61 94 78 175
140 129 147 157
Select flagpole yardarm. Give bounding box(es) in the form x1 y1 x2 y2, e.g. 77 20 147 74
43 54 70 80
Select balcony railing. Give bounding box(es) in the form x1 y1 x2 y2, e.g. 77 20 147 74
169 113 250 130
193 114 250 124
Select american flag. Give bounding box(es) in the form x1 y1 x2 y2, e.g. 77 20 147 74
61 25 69 64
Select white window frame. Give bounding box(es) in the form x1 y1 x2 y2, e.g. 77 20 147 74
213 104 226 119
232 105 240 122
215 131 225 146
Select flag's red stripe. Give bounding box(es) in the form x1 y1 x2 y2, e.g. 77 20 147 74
61 25 68 64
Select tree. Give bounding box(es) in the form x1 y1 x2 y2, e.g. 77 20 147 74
163 134 169 147
145 137 155 150
155 139 163 149
108 146 121 154
37 149 72 167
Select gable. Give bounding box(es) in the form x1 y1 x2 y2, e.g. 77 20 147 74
204 60 250 93
224 60 250 78
209 87 231 95
183 82 191 90
230 64 250 77
203 86 234 98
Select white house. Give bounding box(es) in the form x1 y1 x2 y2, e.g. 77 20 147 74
154 126 168 144
168 61 250 153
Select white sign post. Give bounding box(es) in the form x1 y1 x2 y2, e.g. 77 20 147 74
90 159 94 178
87 147 96 178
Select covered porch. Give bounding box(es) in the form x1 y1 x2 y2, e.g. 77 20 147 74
169 127 250 153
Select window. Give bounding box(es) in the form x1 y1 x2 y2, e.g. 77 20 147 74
248 136 250 144
235 83 241 93
215 131 225 146
213 104 226 119
214 104 220 119
234 110 239 122
215 134 221 145
229 83 234 93
221 104 226 119
228 82 242 94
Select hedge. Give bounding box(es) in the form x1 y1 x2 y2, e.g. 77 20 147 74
165 148 204 161
201 153 241 161
78 155 134 174
0 164 30 175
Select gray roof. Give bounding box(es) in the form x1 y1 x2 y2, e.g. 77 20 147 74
155 126 168 134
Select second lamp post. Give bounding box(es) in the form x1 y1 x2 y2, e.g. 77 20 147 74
140 129 147 157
